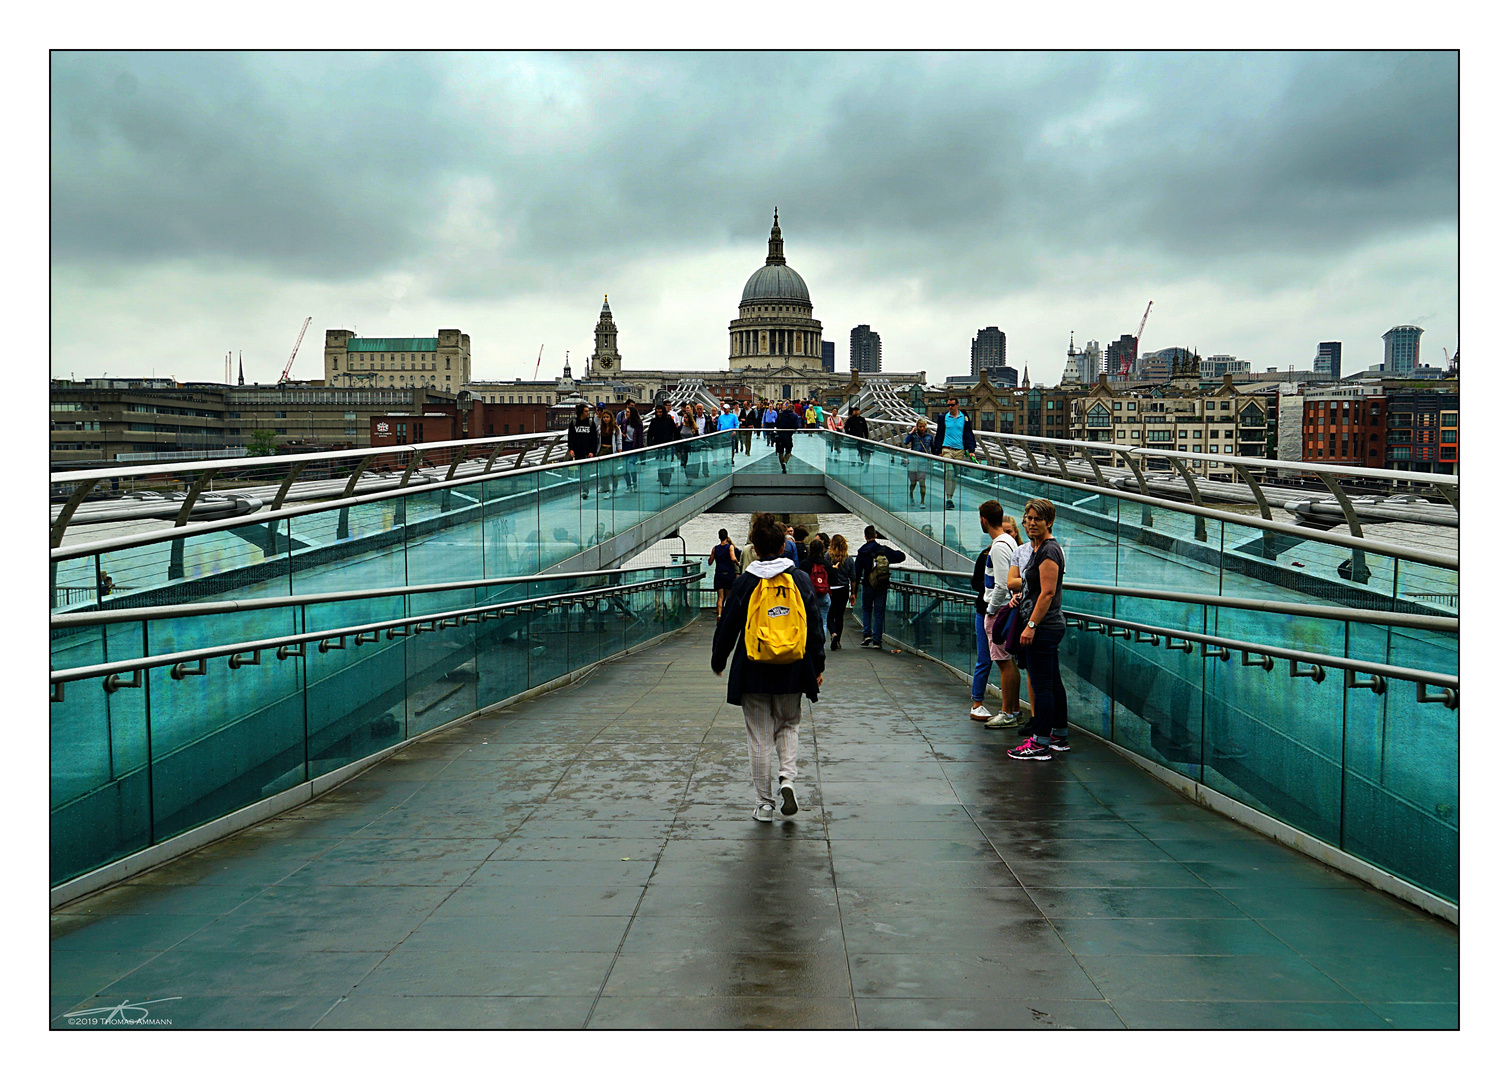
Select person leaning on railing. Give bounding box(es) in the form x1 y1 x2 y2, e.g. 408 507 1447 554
1006 498 1070 760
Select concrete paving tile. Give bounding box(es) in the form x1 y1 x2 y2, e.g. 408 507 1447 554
354 946 617 997
400 915 633 952
995 837 1175 862
91 949 388 999
836 886 1042 921
855 997 1125 1030
1026 887 1247 920
599 951 853 998
233 883 453 922
467 859 657 888
433 884 645 918
1008 860 1207 889
1300 953 1459 1004
1373 1003 1459 1029
1252 915 1458 958
618 915 847 955
838 914 1060 955
586 994 856 1029
51 913 224 953
976 819 1153 842
503 818 676 840
55 884 267 919
321 836 502 862
169 909 438 953
833 862 1021 890
849 952 1102 1000
279 858 484 888
822 820 990 841
1048 917 1294 956
1179 858 1367 890
50 950 163 999
488 836 665 861
318 994 596 1029
1213 886 1439 923
1107 1000 1389 1029
1076 953 1358 1003
636 884 839 917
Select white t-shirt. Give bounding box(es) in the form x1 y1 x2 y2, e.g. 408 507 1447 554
983 532 1019 615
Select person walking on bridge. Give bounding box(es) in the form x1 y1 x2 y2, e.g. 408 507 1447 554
775 400 800 472
843 407 871 469
826 534 855 650
566 402 600 500
931 396 976 510
717 400 741 464
712 512 826 822
855 525 906 649
646 402 679 492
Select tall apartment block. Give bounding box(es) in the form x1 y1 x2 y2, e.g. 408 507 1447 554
850 325 882 373
822 340 835 373
1315 341 1342 380
970 326 1008 377
1383 326 1423 375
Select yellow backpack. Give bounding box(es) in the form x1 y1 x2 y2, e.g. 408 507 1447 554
744 573 808 664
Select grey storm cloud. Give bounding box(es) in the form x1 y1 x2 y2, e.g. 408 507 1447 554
51 49 1457 337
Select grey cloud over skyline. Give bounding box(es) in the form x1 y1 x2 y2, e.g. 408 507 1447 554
50 50 1458 383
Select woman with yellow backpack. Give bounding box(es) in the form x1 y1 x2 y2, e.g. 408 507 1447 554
711 512 827 822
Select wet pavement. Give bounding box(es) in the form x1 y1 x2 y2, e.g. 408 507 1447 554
51 622 1458 1029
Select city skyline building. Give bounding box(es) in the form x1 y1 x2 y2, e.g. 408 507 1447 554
850 324 882 373
727 209 824 372
1315 341 1342 380
1384 325 1423 374
970 326 1008 378
821 340 835 373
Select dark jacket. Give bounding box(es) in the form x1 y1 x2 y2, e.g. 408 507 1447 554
645 412 680 446
828 554 856 592
971 548 990 615
855 539 906 592
566 415 600 458
931 411 977 455
843 414 870 439
711 563 827 704
774 407 800 443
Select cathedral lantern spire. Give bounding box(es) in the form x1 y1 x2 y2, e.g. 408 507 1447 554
766 207 786 266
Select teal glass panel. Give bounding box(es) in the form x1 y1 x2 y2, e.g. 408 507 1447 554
402 482 486 587
1200 610 1344 847
289 500 407 597
403 619 479 739
304 613 408 778
1108 632 1205 781
527 606 570 687
480 471 541 579
52 554 103 612
50 621 153 885
144 605 306 841
1060 626 1114 740
1395 556 1459 618
475 608 530 710
1340 620 1458 900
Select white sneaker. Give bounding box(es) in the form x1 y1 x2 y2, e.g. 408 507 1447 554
779 782 799 816
752 803 775 822
969 705 992 721
984 711 1019 729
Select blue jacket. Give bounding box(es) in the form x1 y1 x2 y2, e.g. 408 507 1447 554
931 412 976 455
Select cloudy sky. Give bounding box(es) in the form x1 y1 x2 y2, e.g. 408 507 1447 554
49 51 1458 384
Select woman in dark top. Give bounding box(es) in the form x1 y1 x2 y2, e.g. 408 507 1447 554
709 527 741 619
1007 497 1070 761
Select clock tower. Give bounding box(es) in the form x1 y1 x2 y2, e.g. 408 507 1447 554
589 295 622 376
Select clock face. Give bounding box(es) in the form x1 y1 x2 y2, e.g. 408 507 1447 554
601 358 613 370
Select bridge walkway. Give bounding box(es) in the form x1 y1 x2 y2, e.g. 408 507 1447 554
50 622 1456 1029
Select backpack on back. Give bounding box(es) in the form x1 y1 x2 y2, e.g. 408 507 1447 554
745 574 807 664
810 562 830 596
868 554 891 589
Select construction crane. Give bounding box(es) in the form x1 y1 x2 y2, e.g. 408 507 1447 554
1118 301 1153 379
531 344 544 382
278 317 313 384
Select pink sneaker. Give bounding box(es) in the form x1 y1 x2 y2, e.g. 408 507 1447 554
1007 738 1052 761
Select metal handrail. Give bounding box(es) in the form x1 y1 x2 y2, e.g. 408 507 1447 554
49 565 691 627
50 429 737 562
49 571 701 692
866 417 1458 488
885 580 1457 704
890 572 1457 632
832 433 1458 570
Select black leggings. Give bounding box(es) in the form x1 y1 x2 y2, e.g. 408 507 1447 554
1022 619 1068 739
827 590 850 640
